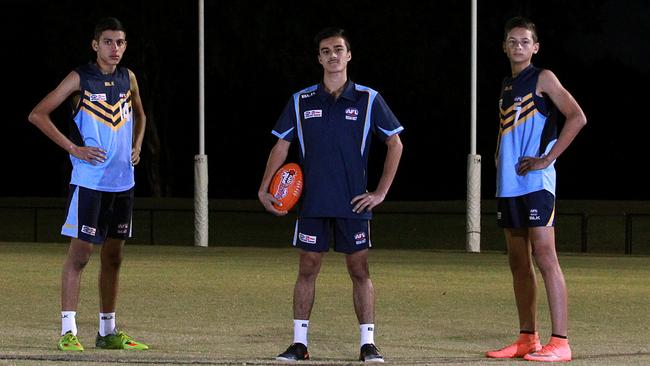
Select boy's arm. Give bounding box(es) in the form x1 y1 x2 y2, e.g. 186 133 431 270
258 139 291 216
351 133 403 213
517 70 587 175
128 69 147 165
28 71 106 164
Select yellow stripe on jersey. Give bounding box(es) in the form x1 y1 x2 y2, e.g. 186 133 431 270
499 92 533 116
500 98 536 127
82 98 118 122
83 90 132 113
500 108 539 136
79 103 131 131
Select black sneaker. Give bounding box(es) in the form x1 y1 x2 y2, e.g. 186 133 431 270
276 342 310 361
359 343 384 363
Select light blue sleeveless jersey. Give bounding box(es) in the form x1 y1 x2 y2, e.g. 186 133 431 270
496 65 558 197
69 63 134 192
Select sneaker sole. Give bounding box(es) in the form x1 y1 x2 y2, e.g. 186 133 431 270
276 356 303 362
524 356 572 362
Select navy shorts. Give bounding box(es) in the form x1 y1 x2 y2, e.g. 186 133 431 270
497 189 556 228
293 218 371 254
61 185 134 244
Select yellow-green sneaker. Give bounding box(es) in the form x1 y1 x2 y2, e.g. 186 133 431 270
58 331 84 351
95 330 149 350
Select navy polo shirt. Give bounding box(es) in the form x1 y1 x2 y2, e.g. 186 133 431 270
272 81 404 219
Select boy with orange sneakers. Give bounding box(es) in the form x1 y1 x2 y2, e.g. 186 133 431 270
486 16 586 362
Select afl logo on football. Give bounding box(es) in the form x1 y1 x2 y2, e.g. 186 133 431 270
269 163 303 211
345 108 359 121
274 169 297 200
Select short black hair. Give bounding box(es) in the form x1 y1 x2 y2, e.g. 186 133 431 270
314 27 351 53
94 17 126 41
504 16 538 42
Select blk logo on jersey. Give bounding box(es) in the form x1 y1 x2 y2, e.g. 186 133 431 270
304 109 322 119
89 93 107 102
345 108 359 121
299 233 317 244
104 81 115 87
354 232 367 245
301 91 316 99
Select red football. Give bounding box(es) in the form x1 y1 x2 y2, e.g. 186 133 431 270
269 163 303 211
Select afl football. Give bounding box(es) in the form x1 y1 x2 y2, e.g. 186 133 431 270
269 163 303 211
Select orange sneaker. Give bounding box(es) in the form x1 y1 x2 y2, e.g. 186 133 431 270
486 332 541 358
524 336 571 362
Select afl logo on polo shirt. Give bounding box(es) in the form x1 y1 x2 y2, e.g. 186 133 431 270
304 109 322 119
345 108 359 121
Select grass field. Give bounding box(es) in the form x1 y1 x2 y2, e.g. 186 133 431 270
1 242 649 365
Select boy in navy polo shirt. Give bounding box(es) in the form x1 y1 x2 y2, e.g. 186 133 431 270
259 27 403 363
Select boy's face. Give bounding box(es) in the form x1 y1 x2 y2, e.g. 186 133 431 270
503 27 538 64
318 36 351 74
92 30 127 65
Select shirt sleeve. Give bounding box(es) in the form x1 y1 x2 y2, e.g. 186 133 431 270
371 93 404 140
272 97 297 142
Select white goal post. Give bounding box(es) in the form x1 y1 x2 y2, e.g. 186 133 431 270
194 0 208 247
466 0 481 252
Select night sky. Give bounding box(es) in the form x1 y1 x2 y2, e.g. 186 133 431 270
6 0 650 200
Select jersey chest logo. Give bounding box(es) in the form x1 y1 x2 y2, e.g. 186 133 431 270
345 108 359 121
89 93 107 102
304 109 322 119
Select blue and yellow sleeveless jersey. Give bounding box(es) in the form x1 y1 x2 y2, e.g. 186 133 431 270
273 81 404 219
69 63 134 192
496 65 558 198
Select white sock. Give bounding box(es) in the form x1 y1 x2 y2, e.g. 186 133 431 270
61 311 77 336
99 312 116 336
360 323 375 347
293 319 309 346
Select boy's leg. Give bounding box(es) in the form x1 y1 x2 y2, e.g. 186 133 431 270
505 228 538 333
530 226 568 336
62 239 94 312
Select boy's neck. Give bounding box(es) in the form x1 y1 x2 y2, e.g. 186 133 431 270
95 60 117 75
323 72 348 98
511 61 531 77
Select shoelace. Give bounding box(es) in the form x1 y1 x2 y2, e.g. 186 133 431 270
116 331 134 342
62 334 79 343
365 344 380 354
536 343 559 355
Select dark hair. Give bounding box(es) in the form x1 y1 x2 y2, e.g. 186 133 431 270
314 27 351 53
504 16 538 42
94 17 126 41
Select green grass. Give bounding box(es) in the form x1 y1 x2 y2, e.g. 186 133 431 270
1 242 649 365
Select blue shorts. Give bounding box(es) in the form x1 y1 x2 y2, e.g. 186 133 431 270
61 185 134 244
292 218 371 254
497 189 556 228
